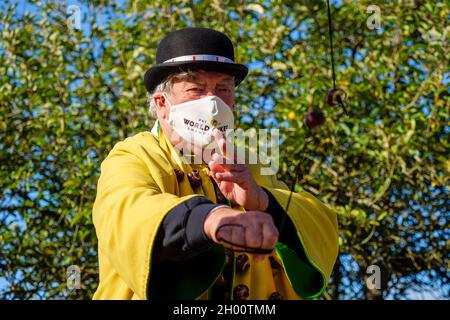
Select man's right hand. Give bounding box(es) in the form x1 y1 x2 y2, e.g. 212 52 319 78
203 207 279 261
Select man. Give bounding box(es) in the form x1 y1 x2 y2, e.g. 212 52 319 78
92 27 339 300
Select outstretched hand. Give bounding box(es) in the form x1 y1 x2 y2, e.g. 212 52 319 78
204 207 279 261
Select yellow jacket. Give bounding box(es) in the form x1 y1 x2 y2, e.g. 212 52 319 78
92 127 339 300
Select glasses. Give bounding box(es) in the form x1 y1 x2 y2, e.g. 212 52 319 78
182 85 234 100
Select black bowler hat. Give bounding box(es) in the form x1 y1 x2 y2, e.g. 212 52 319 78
144 27 248 92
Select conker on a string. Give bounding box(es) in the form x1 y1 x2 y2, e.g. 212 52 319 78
327 88 347 106
305 109 326 129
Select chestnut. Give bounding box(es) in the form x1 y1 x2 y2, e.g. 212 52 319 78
233 284 249 300
187 170 202 189
327 88 347 106
305 109 326 129
235 254 250 272
174 169 184 182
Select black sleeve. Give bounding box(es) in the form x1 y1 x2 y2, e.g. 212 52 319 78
262 187 291 229
152 196 219 263
262 187 304 255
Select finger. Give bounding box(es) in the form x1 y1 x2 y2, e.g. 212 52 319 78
215 163 247 173
211 159 248 175
212 128 234 161
216 224 232 244
261 222 279 251
209 153 247 175
212 152 225 164
215 171 239 182
215 177 235 195
208 153 226 173
212 151 233 168
244 222 263 249
210 174 229 192
230 224 246 250
216 222 247 250
215 170 250 183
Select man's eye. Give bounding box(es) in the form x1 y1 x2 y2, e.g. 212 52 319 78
188 87 203 92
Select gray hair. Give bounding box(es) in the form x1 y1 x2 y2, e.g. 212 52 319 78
147 70 199 117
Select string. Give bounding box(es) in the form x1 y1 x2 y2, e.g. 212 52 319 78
326 0 348 115
326 0 337 90
279 165 302 236
279 2 338 232
212 2 344 253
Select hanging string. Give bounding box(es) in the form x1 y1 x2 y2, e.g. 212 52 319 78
279 161 302 236
326 0 348 115
278 1 344 240
280 2 337 235
228 1 345 254
326 0 337 90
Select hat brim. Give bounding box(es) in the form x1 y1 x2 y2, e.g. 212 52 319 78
144 61 248 92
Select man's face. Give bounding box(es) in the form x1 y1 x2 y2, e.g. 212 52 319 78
154 70 235 117
153 70 235 150
171 70 235 106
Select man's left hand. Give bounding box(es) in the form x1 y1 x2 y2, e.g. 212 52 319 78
208 129 269 211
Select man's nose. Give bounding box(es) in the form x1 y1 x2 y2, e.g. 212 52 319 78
202 88 218 97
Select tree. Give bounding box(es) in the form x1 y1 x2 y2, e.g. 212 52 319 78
0 0 448 299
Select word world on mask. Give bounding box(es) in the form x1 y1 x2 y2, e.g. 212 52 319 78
166 93 234 148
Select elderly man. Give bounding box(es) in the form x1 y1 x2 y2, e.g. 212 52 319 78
92 27 339 300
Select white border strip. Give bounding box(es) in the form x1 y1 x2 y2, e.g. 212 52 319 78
163 54 234 64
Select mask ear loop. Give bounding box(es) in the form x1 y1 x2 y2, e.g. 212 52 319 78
160 92 189 170
161 92 173 107
161 92 175 124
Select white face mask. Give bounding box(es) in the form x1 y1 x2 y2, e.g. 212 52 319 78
165 94 234 147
